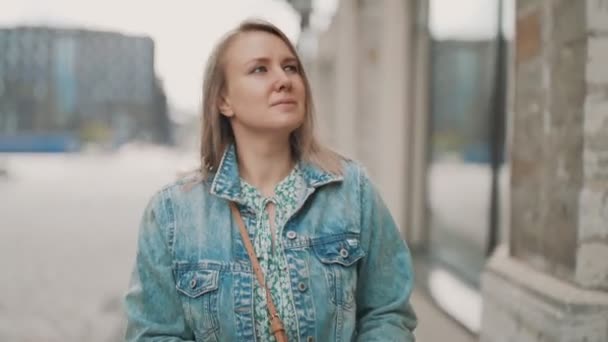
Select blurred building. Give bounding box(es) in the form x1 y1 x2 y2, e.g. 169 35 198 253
289 0 608 341
0 26 171 147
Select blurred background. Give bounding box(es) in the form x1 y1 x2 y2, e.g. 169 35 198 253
1 0 607 341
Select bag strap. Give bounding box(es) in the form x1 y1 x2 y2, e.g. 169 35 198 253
230 202 288 342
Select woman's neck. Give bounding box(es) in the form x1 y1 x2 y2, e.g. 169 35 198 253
234 135 294 197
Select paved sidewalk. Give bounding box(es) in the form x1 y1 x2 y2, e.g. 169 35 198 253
411 288 476 342
411 252 476 342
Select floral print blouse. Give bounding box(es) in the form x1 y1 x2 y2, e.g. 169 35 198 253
239 165 306 341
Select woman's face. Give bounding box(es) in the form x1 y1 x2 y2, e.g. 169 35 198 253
219 31 306 138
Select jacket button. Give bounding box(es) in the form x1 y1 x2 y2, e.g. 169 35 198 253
298 282 308 292
339 248 349 258
189 279 197 289
286 231 297 240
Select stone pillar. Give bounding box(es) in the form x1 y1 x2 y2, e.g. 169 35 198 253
577 0 608 290
316 0 359 159
355 0 413 233
480 1 608 341
312 0 417 236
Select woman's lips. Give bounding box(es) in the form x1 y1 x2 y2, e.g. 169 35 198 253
271 99 297 107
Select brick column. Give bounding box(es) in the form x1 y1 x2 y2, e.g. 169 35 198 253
480 1 608 341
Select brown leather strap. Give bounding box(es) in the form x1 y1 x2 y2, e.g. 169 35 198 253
230 202 288 342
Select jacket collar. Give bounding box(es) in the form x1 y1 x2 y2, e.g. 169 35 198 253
209 143 343 202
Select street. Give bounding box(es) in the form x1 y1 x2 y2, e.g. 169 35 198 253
0 146 197 341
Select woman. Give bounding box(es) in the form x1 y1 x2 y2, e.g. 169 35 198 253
125 19 417 341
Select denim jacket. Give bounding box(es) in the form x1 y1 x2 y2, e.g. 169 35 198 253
124 145 417 341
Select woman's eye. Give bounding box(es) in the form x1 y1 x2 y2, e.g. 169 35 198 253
252 66 267 73
284 64 298 73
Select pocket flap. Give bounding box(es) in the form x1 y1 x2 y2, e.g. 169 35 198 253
313 235 365 267
175 269 219 298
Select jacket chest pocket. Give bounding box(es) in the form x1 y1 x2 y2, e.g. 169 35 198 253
175 267 220 341
312 235 366 310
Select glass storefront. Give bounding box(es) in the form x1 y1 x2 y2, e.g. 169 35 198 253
424 0 513 332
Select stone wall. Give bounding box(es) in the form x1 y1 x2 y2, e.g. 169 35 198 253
481 1 608 340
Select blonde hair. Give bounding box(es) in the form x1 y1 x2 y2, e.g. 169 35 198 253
198 19 343 180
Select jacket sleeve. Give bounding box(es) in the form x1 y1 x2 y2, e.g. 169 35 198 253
355 168 417 341
124 191 196 341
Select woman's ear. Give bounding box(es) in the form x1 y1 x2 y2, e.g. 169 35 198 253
218 93 234 117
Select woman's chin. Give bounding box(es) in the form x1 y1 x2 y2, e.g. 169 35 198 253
266 112 305 130
270 105 303 117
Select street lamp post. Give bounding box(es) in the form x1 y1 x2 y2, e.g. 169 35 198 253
286 0 313 28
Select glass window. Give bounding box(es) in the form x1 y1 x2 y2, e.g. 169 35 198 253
424 0 513 333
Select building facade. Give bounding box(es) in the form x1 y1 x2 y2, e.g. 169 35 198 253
481 1 608 341
0 26 170 146
289 0 608 340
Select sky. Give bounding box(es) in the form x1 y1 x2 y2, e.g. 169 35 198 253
0 0 514 116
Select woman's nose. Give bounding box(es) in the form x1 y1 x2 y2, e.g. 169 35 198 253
274 68 292 91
